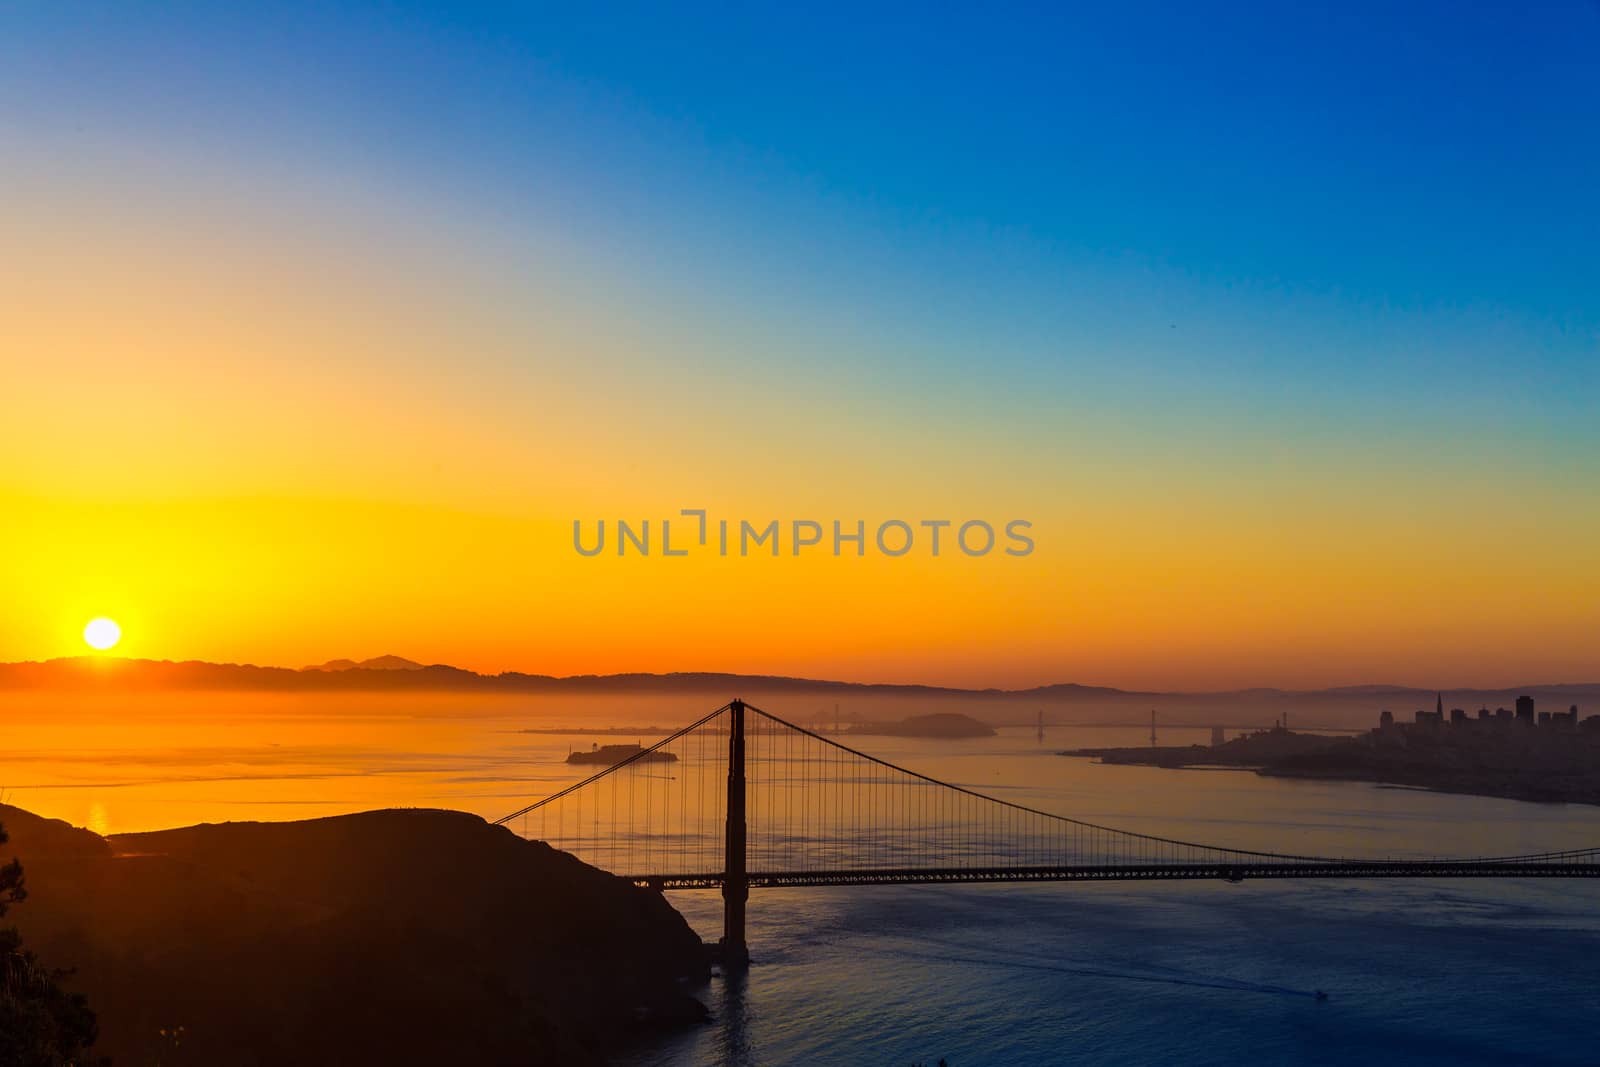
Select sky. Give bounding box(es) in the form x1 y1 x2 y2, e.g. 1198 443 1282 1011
2 2 1597 689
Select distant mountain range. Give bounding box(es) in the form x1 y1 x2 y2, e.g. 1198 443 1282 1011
2 655 1596 716
0 655 1137 697
303 655 426 672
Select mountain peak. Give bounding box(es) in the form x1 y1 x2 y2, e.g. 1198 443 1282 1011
303 655 424 672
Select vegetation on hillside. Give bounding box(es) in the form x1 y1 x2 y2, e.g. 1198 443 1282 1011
0 820 101 1067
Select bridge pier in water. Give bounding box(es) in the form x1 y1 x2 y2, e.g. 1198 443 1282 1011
721 698 750 969
492 696 1600 957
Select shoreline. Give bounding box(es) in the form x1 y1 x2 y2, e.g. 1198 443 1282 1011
1260 766 1600 808
1059 749 1600 808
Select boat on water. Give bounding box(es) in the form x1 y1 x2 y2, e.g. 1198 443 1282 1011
567 742 678 766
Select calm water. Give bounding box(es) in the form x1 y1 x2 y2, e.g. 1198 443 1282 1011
639 875 1599 1066
3 693 1597 1064
616 724 1600 1066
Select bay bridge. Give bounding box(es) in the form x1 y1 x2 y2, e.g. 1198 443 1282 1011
494 700 1600 966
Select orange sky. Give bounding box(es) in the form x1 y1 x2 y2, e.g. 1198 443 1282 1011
3 196 1595 689
4 47 1597 691
5 479 1597 689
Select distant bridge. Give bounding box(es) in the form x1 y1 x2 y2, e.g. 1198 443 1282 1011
496 700 1600 966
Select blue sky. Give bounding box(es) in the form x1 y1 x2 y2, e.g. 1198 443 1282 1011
7 1 1597 463
11 3 1596 311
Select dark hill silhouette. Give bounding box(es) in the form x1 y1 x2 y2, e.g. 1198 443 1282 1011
0 805 707 1065
3 656 1594 700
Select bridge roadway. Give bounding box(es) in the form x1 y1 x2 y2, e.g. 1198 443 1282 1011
632 860 1600 890
497 700 1600 966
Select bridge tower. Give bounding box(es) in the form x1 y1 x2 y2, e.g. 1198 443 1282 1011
721 698 750 968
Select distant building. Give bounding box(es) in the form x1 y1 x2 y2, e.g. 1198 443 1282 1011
1211 726 1225 746
1372 693 1590 744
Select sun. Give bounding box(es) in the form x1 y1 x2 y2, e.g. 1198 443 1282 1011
83 617 122 652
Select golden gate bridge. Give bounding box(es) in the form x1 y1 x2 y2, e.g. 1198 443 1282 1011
495 700 1600 966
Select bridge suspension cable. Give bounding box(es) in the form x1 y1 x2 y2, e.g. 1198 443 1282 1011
493 699 1600 888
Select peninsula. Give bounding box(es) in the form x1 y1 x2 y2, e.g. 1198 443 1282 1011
1062 695 1600 807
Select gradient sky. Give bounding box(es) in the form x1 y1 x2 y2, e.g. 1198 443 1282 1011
3 3 1597 688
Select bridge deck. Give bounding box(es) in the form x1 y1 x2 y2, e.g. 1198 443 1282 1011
494 701 1600 900
631 862 1600 890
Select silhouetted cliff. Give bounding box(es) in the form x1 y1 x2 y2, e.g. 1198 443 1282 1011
0 805 708 1064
